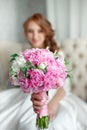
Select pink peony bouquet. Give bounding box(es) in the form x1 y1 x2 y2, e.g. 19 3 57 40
9 48 69 129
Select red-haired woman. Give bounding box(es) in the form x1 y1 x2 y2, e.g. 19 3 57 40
0 13 87 130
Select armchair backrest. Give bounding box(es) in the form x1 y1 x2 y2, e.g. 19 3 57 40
61 39 87 101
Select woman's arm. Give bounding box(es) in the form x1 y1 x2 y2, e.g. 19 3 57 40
47 88 66 120
51 87 66 104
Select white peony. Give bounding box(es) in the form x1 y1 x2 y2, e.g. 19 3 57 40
12 53 26 73
38 63 47 70
12 75 19 86
12 60 20 73
15 53 26 67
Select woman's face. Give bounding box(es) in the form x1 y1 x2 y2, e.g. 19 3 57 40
26 21 46 48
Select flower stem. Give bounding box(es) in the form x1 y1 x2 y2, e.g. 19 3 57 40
36 116 49 129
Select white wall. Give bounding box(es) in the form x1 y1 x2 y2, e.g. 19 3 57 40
0 0 46 43
46 0 87 40
81 0 87 37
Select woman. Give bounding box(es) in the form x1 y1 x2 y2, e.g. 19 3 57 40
23 13 66 121
0 13 87 130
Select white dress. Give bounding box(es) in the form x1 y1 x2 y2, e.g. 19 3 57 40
0 50 87 130
0 84 87 130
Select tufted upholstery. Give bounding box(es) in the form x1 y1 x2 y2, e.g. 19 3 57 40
61 39 87 101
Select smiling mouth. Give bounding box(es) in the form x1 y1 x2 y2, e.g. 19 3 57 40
33 40 39 43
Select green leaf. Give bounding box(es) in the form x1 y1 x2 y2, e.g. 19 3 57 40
54 50 60 59
10 53 19 58
9 67 13 75
9 53 19 63
64 59 70 65
43 67 47 73
66 69 73 73
67 74 71 78
21 67 27 76
26 61 35 69
66 73 73 81
9 58 15 62
26 61 32 66
14 74 17 77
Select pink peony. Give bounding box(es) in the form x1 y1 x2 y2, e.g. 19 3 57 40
10 48 68 93
18 71 32 93
30 69 45 92
44 69 58 91
9 76 14 85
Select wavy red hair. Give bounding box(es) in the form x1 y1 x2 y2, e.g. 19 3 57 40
23 13 59 52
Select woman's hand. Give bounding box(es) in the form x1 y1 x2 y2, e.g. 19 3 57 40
31 92 59 121
31 88 65 121
31 92 48 113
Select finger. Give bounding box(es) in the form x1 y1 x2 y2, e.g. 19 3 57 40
49 113 55 121
33 106 41 111
32 93 43 100
31 92 49 102
33 109 41 114
33 100 44 107
33 109 38 113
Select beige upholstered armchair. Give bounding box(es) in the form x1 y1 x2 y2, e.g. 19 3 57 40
61 39 87 101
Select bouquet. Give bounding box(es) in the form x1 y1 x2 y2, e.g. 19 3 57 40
9 48 69 130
